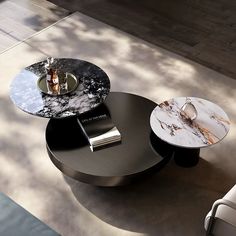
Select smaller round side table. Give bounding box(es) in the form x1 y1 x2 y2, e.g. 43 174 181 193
150 97 230 167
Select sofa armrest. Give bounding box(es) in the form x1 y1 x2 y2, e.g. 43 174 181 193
206 199 236 236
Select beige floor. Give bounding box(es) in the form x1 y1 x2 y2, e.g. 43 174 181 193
0 0 69 53
0 12 236 236
50 0 236 79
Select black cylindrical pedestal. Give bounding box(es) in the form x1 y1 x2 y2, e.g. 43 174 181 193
174 147 200 167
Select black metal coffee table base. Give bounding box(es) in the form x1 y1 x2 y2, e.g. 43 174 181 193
174 147 200 167
46 92 173 186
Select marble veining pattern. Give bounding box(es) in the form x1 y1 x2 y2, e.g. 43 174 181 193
10 58 110 118
150 97 230 148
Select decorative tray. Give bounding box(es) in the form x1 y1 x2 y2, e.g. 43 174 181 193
37 72 78 96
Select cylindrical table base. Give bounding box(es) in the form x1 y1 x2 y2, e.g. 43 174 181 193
174 147 200 167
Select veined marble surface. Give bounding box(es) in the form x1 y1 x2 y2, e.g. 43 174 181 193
10 58 110 118
150 97 230 148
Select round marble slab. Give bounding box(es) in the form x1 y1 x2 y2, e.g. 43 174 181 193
150 97 230 148
10 58 110 118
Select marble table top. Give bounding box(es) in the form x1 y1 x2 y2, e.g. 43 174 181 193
150 97 230 148
10 58 110 118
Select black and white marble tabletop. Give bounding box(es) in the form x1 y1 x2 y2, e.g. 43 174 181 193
150 97 230 148
10 58 110 118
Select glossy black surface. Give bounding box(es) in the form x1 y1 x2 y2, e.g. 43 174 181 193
46 92 174 186
10 58 110 118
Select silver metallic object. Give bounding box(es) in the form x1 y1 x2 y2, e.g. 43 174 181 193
180 97 198 121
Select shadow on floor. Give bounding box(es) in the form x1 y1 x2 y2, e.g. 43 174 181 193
64 157 231 236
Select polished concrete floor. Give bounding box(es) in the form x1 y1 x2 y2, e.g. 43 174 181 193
1 12 236 236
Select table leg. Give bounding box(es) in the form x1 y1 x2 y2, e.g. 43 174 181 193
174 147 200 167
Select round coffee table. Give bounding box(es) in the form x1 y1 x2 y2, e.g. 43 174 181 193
150 97 230 167
46 92 173 186
10 58 110 118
